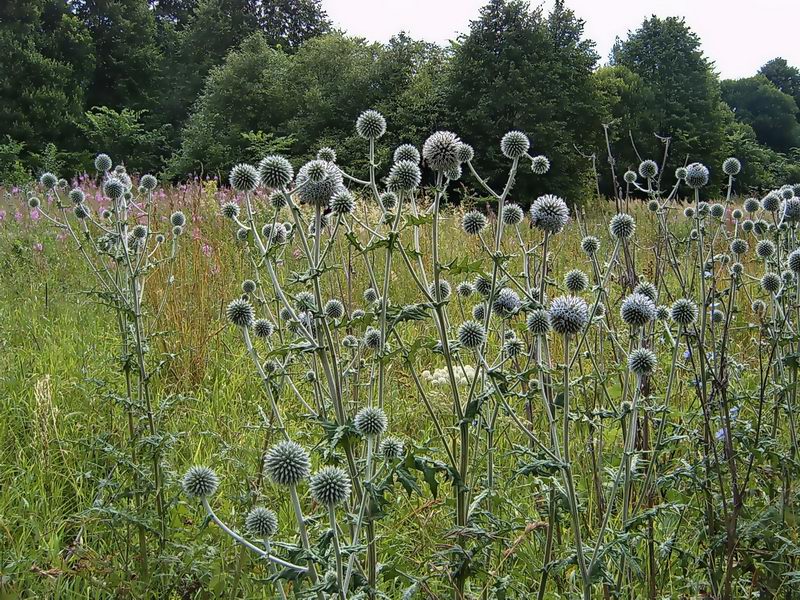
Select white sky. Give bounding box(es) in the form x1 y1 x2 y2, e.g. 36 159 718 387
323 0 800 79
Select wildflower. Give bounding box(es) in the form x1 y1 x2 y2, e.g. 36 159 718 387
265 441 311 486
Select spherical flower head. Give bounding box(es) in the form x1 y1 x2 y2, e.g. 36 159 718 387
639 159 658 179
656 305 670 321
456 143 474 164
423 131 461 171
379 437 404 460
380 191 397 211
754 219 769 235
230 163 259 192
388 160 421 192
294 291 315 311
330 189 355 215
761 272 781 294
310 466 351 506
444 165 462 181
363 287 378 304
69 188 85 204
504 337 525 357
530 155 550 175
730 239 748 256
354 406 388 437
472 303 486 321
364 326 382 350
697 202 710 217
730 262 744 277
74 204 90 219
500 130 530 159
530 194 569 235
39 172 57 189
456 281 474 298
394 144 420 164
623 170 637 184
549 295 588 336
628 348 657 376
609 213 635 240
428 279 452 301
685 163 709 188
296 160 343 206
138 174 157 192
670 298 698 327
743 198 759 214
581 235 600 256
240 279 256 295
458 320 487 348
262 223 287 245
782 269 795 285
732 208 742 220
780 185 795 200
221 201 240 220
493 287 520 318
752 299 766 315
316 147 337 163
94 153 112 172
788 249 800 274
132 224 148 239
182 466 219 498
710 203 725 219
258 155 294 189
245 506 278 538
783 198 800 222
265 441 311 486
756 239 775 259
351 309 365 321
175 225 186 237
761 192 780 212
28 196 40 209
226 298 255 328
526 309 551 335
620 293 656 328
462 210 488 235
103 177 125 199
647 199 659 213
502 203 524 226
711 309 725 324
722 157 741 176
268 191 287 211
741 219 754 233
633 281 657 303
324 299 345 320
170 211 186 228
253 318 274 338
356 109 387 139
684 206 695 218
675 166 688 181
564 269 589 293
474 274 493 298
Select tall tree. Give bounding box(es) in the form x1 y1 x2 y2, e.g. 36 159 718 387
759 57 800 115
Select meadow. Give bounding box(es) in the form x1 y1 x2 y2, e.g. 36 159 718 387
1 128 799 600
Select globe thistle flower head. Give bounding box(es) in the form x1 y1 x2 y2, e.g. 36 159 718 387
502 203 524 226
564 269 589 293
394 144 420 164
444 165 462 181
462 210 488 235
730 239 748 256
722 157 741 176
226 298 255 328
140 174 157 191
684 206 695 218
549 295 588 336
697 201 710 217
761 272 781 294
670 298 698 327
623 170 637 184
230 163 259 192
633 281 657 303
741 219 754 233
39 172 57 189
316 147 337 163
500 130 530 159
356 109 387 139
656 305 670 321
609 213 636 240
241 279 257 294
628 348 657 376
493 287 520 318
330 189 355 215
710 203 725 219
245 507 278 538
363 287 378 304
379 191 397 211
788 249 800 274
762 192 780 212
730 262 744 277
526 309 551 335
364 326 382 350
732 208 743 220
647 199 659 213
74 204 90 219
428 279 452 301
754 220 769 235
620 293 656 328
503 337 525 357
782 269 795 285
472 303 486 321
324 299 345 320
423 131 461 171
132 224 148 239
94 153 112 172
530 155 550 175
780 185 795 200
456 142 474 164
103 177 125 199
354 406 388 437
269 191 288 210
294 291 315 311
530 194 569 234
170 211 186 228
379 437 404 460
310 466 351 506
783 198 800 222
296 160 343 206
675 166 688 181
456 281 474 298
69 188 85 204
174 225 185 236
265 441 311 487
221 201 240 220
581 235 600 256
458 320 487 348
639 159 658 179
253 318 274 338
756 239 775 259
262 223 287 245
474 274 492 298
155 233 165 244
743 198 759 214
685 163 709 188
258 155 294 189
182 466 219 498
711 309 725 324
28 196 40 209
351 309 365 320
388 160 422 192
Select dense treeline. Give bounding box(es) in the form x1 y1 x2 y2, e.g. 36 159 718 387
2 0 799 199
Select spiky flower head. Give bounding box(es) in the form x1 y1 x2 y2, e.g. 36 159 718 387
296 160 343 206
316 147 337 163
294 291 315 311
245 507 278 538
379 437 404 460
132 224 148 239
502 203 524 226
647 199 659 213
170 211 186 228
310 466 351 506
500 130 530 159
620 293 656 328
378 191 397 211
783 198 800 222
756 239 775 259
429 279 452 301
354 406 388 437
103 177 125 199
609 213 636 240
670 298 698 327
503 337 525 357
564 269 589 293
68 188 85 204
74 204 89 219
94 153 112 172
462 210 488 235
456 143 474 163
761 272 781 294
782 269 795 284
394 144 420 164
639 159 658 179
752 299 766 315
257 155 294 189
628 348 657 376
262 223 287 245
788 249 800 274
472 303 486 321
762 192 780 212
710 203 725 219
175 226 186 237
711 309 725 324
780 185 795 200
458 320 487 348
137 174 156 192
530 194 569 234
456 281 474 298
324 299 345 320
226 298 255 328
581 235 600 255
743 198 759 214
741 219 754 233
730 262 744 277
530 155 550 175
684 206 695 218
363 287 378 304
731 208 742 221
730 239 748 255
221 201 240 220
754 219 769 235
722 157 741 176
388 160 421 192
675 166 688 181
39 172 57 189
253 319 274 338
182 466 219 498
240 279 256 294
633 281 657 303
444 165 462 181
356 109 386 139
474 274 492 297
423 131 461 171
330 189 355 215
685 163 709 188
230 163 259 192
27 196 40 209
493 287 520 318
623 170 637 184
364 326 382 350
656 305 670 321
527 309 551 335
549 296 588 336
265 441 311 486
